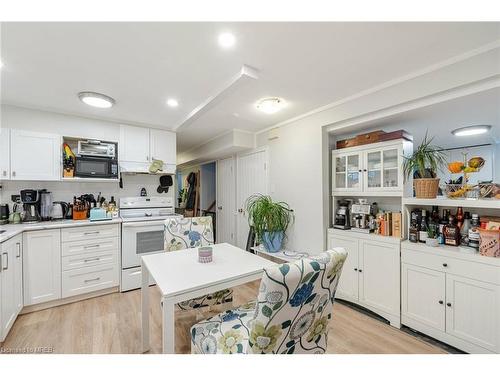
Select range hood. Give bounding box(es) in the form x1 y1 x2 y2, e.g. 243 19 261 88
119 161 176 175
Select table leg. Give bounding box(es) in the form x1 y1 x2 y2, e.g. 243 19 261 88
162 297 175 354
141 260 150 353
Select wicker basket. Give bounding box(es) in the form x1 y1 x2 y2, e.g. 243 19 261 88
414 178 440 199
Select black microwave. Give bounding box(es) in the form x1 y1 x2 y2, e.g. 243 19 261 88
75 156 119 179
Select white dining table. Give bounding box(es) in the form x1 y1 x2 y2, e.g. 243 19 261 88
141 242 276 354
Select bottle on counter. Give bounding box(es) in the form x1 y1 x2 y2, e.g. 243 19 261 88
409 219 419 243
468 213 481 250
418 209 429 243
444 215 461 246
460 212 471 246
456 207 464 229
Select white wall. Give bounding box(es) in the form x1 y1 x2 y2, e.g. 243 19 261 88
0 105 174 208
256 45 500 254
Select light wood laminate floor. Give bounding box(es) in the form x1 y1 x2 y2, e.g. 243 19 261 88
1 281 446 354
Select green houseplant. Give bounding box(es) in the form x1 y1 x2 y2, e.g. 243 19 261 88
245 194 294 252
403 132 447 199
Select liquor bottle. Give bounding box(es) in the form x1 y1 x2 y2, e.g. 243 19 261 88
468 213 481 250
431 206 440 226
418 209 429 243
456 207 464 229
460 212 471 246
409 219 419 243
444 215 461 246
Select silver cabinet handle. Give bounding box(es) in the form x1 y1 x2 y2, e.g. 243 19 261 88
84 244 100 249
217 206 223 210
2 170 6 176
84 231 99 236
2 252 8 270
16 243 21 258
12 171 16 177
84 257 101 263
84 277 101 283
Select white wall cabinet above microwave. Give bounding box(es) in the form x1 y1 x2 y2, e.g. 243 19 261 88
119 125 176 167
331 139 412 196
10 129 61 181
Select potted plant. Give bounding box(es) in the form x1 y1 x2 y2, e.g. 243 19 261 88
425 225 439 247
245 194 294 252
403 132 447 199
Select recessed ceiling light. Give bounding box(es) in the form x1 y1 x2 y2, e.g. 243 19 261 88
451 125 491 137
78 91 115 109
166 98 179 108
256 97 286 114
218 32 236 49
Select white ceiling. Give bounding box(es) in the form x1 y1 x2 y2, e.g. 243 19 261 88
1 22 499 152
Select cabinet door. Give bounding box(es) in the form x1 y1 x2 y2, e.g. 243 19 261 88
328 235 359 300
0 238 17 340
10 130 61 181
150 129 176 165
364 146 402 192
446 274 500 353
23 230 61 306
401 263 445 331
119 125 151 163
332 151 362 192
13 238 23 314
358 240 400 315
0 127 10 180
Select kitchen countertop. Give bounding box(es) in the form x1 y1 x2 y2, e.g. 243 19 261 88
0 218 123 243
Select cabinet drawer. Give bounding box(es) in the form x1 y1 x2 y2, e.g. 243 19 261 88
62 249 118 271
62 236 119 257
402 248 500 285
61 224 120 242
62 263 119 298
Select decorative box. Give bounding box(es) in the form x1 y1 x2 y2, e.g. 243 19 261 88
478 229 500 258
198 246 213 263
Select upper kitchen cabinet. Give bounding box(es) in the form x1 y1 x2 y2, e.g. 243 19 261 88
0 128 10 180
331 139 412 196
119 124 176 170
10 130 61 181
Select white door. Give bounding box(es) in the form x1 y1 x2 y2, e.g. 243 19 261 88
150 129 176 165
119 125 151 163
0 237 17 340
401 263 446 332
445 274 500 353
236 149 268 249
0 128 10 180
23 229 61 306
217 157 236 245
358 239 400 316
10 130 61 181
329 235 359 301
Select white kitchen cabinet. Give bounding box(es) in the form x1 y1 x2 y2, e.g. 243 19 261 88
150 128 176 165
119 124 151 163
10 129 61 181
23 229 61 306
0 234 23 342
327 229 401 327
331 139 412 196
0 127 10 180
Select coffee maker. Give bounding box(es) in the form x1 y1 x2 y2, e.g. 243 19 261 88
351 199 373 234
20 189 41 222
333 200 351 230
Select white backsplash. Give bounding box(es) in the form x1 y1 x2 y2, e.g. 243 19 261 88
0 174 174 208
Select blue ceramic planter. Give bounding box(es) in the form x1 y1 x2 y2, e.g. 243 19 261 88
262 231 284 253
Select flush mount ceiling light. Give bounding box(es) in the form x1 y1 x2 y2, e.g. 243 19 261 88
256 97 286 114
218 32 236 48
78 91 115 108
166 98 179 108
451 125 492 137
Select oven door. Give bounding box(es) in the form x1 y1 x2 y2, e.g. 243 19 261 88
121 221 165 269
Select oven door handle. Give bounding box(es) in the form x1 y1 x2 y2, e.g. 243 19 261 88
122 221 166 227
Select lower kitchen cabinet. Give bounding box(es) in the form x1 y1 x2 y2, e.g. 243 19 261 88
327 229 401 327
1 234 23 342
402 243 500 354
23 229 61 306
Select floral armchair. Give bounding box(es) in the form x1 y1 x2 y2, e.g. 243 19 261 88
164 216 233 310
190 248 347 354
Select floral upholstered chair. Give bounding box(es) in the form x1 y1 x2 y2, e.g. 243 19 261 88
190 248 347 354
164 216 233 310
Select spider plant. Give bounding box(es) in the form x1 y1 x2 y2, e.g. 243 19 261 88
245 194 294 246
403 131 447 181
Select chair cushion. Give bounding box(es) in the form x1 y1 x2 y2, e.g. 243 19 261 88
191 302 257 354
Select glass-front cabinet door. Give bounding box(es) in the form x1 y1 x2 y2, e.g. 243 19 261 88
332 151 362 192
363 146 402 191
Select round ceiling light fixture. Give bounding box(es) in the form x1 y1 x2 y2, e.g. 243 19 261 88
451 125 491 137
78 91 115 108
218 32 236 49
256 97 286 114
166 98 179 108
